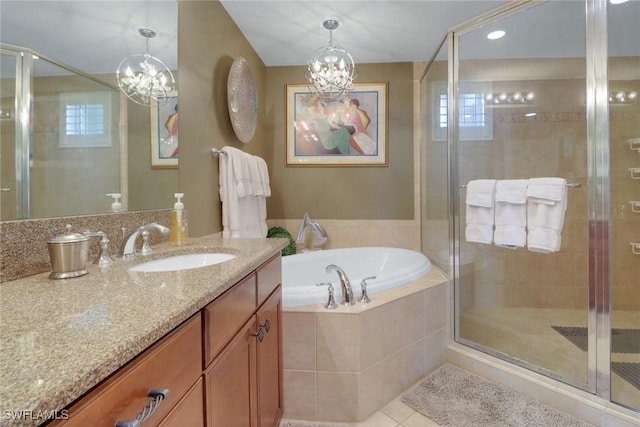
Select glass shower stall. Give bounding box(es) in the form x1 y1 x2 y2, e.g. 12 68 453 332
421 0 639 413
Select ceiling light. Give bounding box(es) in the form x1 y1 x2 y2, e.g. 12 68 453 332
487 30 505 40
306 19 356 101
116 28 176 107
609 0 629 4
484 91 535 104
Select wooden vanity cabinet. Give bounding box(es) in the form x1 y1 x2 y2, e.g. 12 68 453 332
52 314 203 427
49 253 282 427
204 254 283 427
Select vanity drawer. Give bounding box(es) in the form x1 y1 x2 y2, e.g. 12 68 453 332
257 254 282 307
203 273 257 366
56 314 202 427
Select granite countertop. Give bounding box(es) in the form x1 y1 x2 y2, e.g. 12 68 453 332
0 235 287 427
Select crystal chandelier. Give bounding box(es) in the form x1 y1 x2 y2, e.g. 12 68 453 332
116 28 176 106
306 19 356 101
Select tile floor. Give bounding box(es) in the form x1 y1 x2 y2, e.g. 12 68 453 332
281 384 441 427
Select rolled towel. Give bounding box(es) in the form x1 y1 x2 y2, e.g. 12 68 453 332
465 179 496 244
494 179 528 249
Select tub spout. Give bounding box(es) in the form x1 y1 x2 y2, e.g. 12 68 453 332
325 264 355 306
296 212 327 252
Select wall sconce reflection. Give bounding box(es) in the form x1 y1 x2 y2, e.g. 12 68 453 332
0 109 13 120
485 91 535 104
609 90 638 104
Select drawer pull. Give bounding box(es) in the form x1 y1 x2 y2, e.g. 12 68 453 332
114 388 169 427
253 327 265 342
260 318 271 333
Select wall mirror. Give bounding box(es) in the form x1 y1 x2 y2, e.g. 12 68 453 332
0 0 178 221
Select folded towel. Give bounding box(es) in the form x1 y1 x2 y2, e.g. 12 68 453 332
494 179 528 249
527 177 566 205
465 179 496 244
526 178 567 253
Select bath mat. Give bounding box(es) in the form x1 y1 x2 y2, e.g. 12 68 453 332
401 364 594 427
551 326 640 353
612 362 640 390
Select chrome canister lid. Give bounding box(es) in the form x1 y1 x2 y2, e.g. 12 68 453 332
47 224 91 244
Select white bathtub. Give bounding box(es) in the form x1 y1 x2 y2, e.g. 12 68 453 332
281 247 432 307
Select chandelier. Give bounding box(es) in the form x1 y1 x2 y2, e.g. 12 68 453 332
306 19 356 101
116 28 176 106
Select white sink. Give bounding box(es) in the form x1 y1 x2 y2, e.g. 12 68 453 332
129 253 236 272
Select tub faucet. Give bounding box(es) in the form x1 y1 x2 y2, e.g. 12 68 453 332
325 264 355 306
296 212 327 252
120 223 170 260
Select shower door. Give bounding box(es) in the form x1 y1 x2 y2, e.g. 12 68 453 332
608 0 640 412
452 1 593 391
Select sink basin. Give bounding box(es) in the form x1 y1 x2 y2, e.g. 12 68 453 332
129 253 236 272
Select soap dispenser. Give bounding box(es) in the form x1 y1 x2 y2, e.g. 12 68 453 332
106 193 123 212
170 193 188 246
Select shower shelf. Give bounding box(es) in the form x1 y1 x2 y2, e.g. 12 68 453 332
629 168 640 180
629 138 640 153
631 201 640 213
631 243 640 255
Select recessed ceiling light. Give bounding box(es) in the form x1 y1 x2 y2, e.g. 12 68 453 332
610 0 629 4
525 112 537 117
487 30 505 40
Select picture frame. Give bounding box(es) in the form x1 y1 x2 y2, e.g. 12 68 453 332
286 82 388 166
150 93 179 168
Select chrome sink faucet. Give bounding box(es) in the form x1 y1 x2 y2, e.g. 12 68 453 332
120 223 170 260
325 264 355 306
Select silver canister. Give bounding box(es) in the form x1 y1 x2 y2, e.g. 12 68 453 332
47 225 91 279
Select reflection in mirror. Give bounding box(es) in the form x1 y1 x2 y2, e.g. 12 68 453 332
0 1 178 221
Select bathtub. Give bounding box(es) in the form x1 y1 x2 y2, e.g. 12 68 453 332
281 247 432 307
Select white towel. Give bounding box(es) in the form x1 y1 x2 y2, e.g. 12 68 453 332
465 179 496 244
494 179 528 249
219 147 269 238
526 177 567 253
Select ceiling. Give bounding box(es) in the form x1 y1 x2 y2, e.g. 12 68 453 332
1 0 510 76
1 1 637 77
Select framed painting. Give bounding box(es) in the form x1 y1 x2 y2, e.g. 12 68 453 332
150 93 179 168
286 82 387 166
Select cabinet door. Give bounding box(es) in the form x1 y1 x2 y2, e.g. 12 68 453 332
256 286 283 427
205 315 257 427
158 377 205 427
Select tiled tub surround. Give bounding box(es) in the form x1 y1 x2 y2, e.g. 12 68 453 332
0 210 172 282
281 267 450 422
0 235 286 426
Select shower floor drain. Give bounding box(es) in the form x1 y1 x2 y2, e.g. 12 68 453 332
551 326 640 353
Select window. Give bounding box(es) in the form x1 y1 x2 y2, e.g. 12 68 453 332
432 81 493 141
59 91 112 147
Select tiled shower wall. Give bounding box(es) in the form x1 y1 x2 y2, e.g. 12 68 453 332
458 78 639 311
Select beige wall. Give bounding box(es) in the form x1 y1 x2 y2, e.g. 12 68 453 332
178 0 269 237
178 1 415 237
265 63 414 220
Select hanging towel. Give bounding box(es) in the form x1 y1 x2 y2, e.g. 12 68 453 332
219 147 270 238
494 179 528 249
526 177 567 253
465 179 496 244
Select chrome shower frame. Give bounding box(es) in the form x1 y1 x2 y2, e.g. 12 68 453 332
445 0 613 400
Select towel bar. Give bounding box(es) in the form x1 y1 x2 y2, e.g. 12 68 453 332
460 182 581 189
211 148 226 157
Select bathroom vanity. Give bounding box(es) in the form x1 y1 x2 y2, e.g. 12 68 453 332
0 236 286 427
